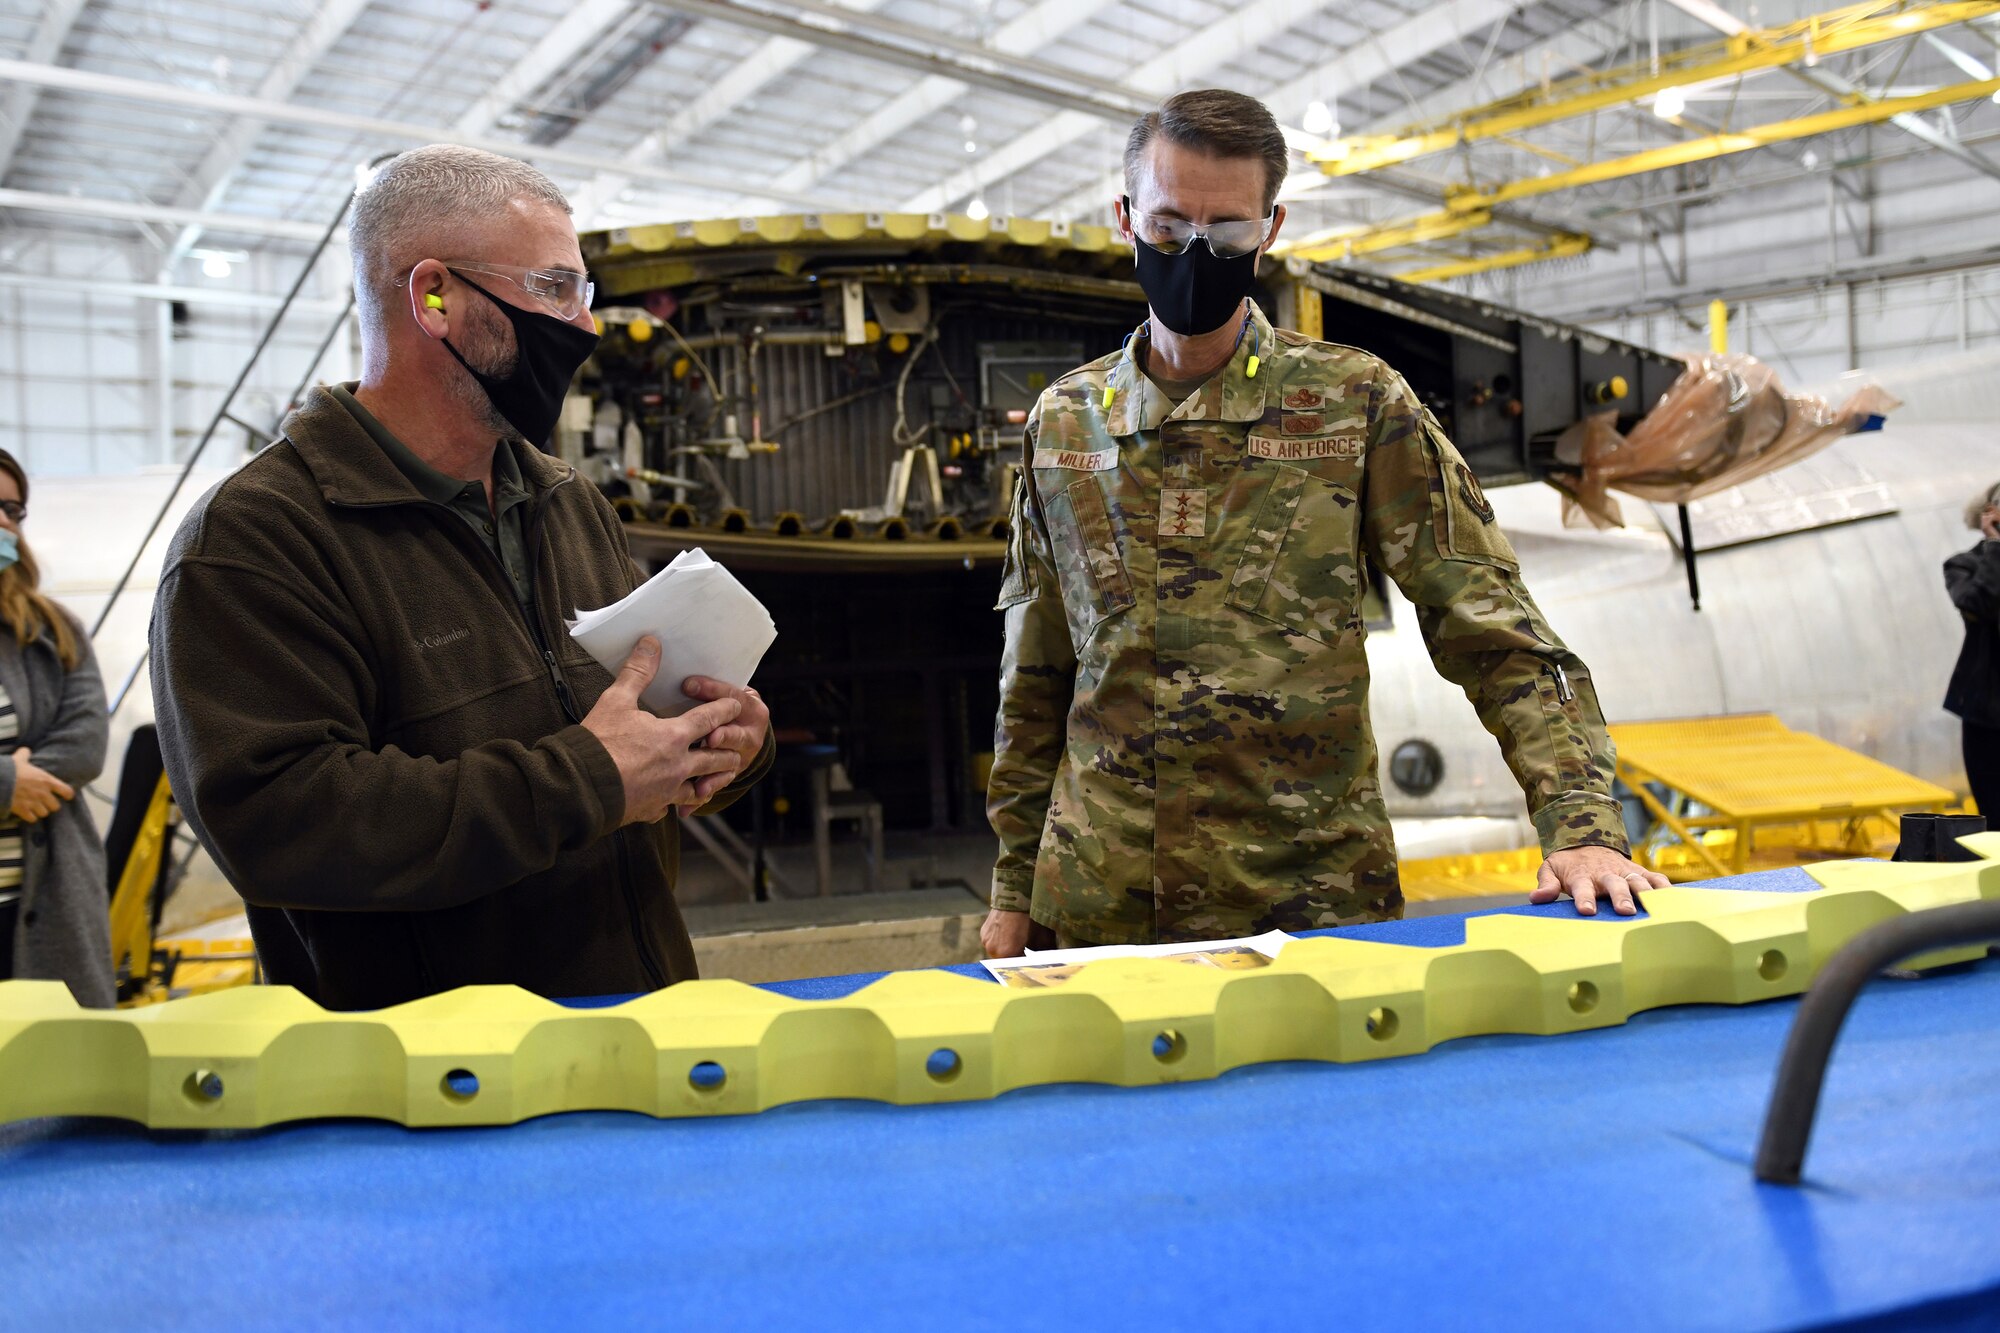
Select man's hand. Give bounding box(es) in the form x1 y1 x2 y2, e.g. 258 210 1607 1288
1981 506 2000 541
582 637 745 827
981 907 1033 959
1531 845 1671 917
678 676 771 817
9 748 73 823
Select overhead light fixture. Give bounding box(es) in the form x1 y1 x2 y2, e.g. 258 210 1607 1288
1302 99 1336 137
958 112 977 135
1653 86 1687 119
964 139 978 153
201 254 233 279
966 196 990 221
1801 147 1819 168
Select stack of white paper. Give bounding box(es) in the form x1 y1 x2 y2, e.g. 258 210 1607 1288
566 548 776 716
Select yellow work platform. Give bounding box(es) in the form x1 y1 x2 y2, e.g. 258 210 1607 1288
1610 714 1956 878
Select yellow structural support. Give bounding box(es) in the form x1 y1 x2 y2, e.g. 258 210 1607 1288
105 773 173 991
1395 234 1593 284
4 849 1994 1130
1612 714 1956 876
1456 75 2000 211
1305 75 2000 260
1314 0 2000 175
1710 298 1731 354
1272 210 1494 264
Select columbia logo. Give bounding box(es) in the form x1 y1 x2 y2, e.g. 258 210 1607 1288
416 628 470 651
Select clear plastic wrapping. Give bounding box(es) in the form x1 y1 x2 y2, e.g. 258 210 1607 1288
1552 354 1901 529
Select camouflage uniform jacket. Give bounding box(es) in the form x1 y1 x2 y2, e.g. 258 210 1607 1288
988 304 1628 945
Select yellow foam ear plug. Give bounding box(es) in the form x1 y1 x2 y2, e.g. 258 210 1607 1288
1101 385 1115 410
1246 354 1261 380
424 293 444 309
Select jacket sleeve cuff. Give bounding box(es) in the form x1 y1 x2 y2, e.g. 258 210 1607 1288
550 724 625 835
989 874 1033 914
0 753 16 816
1533 792 1630 857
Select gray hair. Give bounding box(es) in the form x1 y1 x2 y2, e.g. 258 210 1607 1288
348 144 572 333
1967 481 2000 531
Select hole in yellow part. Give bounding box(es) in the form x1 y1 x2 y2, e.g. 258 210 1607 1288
689 1061 727 1092
1366 1007 1399 1041
1152 1030 1187 1063
440 1068 479 1103
1758 949 1789 981
925 1048 961 1082
1568 980 1599 1014
182 1069 224 1106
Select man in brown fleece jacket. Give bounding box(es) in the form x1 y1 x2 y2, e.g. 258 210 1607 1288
151 146 772 1010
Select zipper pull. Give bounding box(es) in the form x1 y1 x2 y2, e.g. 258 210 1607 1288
1552 662 1574 703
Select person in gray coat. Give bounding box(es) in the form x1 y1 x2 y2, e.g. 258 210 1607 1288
0 448 112 1007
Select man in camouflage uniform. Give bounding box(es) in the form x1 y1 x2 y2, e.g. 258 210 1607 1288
982 90 1667 956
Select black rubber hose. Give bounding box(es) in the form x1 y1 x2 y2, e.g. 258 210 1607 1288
1754 897 2000 1184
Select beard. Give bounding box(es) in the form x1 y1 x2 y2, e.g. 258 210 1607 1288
444 301 522 440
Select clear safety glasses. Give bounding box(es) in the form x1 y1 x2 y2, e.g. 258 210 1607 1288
1122 196 1275 260
421 261 596 321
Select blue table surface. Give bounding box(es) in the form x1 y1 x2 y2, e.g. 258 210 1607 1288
4 867 1998 1331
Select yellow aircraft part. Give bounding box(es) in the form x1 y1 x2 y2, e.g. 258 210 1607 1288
582 211 1129 298
1398 845 1546 901
3 852 1994 1130
1316 0 2000 175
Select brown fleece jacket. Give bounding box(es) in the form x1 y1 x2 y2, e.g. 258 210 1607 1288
150 384 770 1010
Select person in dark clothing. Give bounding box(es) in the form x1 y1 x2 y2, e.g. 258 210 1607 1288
1944 480 2000 819
151 146 773 1010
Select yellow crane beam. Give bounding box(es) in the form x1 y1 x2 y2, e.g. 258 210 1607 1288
1298 74 2000 260
1313 0 2000 176
1273 211 1493 264
1454 73 2000 210
1396 234 1594 284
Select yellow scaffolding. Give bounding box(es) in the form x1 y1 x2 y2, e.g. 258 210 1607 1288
1314 0 2000 175
1610 714 1955 877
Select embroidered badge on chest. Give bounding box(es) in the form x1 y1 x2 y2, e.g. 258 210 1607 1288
1247 435 1365 461
1032 447 1117 471
1159 487 1208 539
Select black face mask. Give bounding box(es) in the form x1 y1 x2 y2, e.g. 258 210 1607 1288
1132 237 1259 337
439 269 600 445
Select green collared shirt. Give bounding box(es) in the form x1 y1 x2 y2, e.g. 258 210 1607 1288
330 385 537 612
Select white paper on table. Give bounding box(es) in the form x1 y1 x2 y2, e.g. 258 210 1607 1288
566 548 776 716
981 929 1292 986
